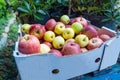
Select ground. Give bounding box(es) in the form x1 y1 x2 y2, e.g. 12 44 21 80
0 14 18 80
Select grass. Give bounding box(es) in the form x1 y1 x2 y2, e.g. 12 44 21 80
0 14 13 38
0 46 18 80
0 19 18 80
7 20 18 44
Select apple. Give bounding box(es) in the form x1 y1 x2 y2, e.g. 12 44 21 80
62 28 75 40
71 22 83 34
45 19 57 30
52 36 65 49
87 37 103 50
44 31 55 42
99 34 111 42
74 16 88 27
66 38 75 43
82 24 98 39
61 41 81 56
21 24 31 34
60 15 70 24
39 44 50 54
54 22 65 35
43 42 52 49
81 48 88 53
29 24 45 39
75 34 89 47
18 34 40 54
49 49 62 57
65 25 71 28
41 25 46 33
69 19 76 25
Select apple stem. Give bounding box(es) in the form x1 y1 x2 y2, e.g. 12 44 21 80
24 35 30 40
59 44 63 47
60 26 63 28
51 36 53 38
83 38 86 41
36 30 40 34
71 43 75 46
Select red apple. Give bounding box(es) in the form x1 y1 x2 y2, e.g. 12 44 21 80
61 42 81 56
87 37 103 50
41 25 46 33
45 19 57 30
81 48 88 53
43 42 52 49
65 25 71 28
82 24 98 39
99 34 111 42
69 19 76 25
74 16 88 27
18 34 40 54
29 24 45 39
49 49 62 57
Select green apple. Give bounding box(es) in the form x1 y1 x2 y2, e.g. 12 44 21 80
62 28 75 40
39 44 50 54
75 34 89 47
21 24 31 34
54 22 65 35
71 22 83 34
44 31 55 42
52 36 65 49
60 15 70 24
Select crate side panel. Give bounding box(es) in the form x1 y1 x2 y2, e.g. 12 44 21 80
100 36 120 70
48 45 104 80
14 55 51 80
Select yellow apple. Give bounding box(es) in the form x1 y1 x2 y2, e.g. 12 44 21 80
75 34 89 47
66 38 75 43
21 24 31 34
39 44 50 54
60 15 70 24
52 36 65 49
71 22 83 34
62 28 75 40
44 31 55 42
54 22 65 35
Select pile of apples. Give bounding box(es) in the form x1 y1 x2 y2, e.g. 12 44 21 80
18 15 111 57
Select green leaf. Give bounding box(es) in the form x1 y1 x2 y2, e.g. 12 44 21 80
37 10 46 15
0 0 6 6
19 13 28 17
116 16 120 20
104 10 112 13
81 0 84 4
101 18 110 22
81 6 86 10
17 7 29 13
57 0 62 3
33 14 43 20
104 12 111 17
78 6 83 12
31 4 36 13
23 0 31 11
114 11 119 16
